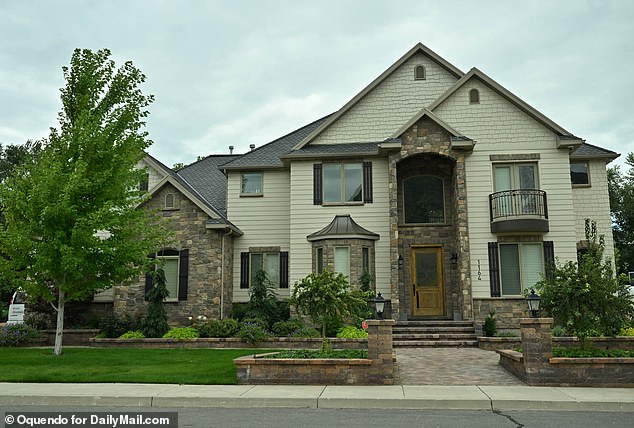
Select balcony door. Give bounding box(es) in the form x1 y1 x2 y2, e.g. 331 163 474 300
494 163 538 215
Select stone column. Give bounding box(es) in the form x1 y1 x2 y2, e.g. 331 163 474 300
366 319 395 385
520 317 553 385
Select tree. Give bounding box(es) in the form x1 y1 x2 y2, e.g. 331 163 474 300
535 219 634 346
140 267 170 338
0 140 42 184
290 269 372 349
608 154 634 274
0 48 169 355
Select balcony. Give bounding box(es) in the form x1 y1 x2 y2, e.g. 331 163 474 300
489 189 549 233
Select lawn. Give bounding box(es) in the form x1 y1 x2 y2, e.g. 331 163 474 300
0 348 271 384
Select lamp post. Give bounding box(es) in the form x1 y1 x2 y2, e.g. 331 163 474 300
526 288 541 318
373 292 385 320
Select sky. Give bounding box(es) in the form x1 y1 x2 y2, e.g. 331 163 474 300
1 0 633 169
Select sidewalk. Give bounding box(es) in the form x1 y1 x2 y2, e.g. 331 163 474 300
1 383 633 412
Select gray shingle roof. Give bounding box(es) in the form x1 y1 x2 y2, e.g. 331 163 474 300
283 142 382 159
177 154 239 216
220 115 331 170
570 143 619 161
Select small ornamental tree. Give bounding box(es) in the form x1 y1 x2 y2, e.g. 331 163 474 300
140 267 170 338
290 269 372 349
0 48 169 355
535 219 634 346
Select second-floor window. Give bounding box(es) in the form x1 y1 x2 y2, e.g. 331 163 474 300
241 172 263 195
493 163 538 192
570 162 590 186
403 175 445 224
323 162 362 203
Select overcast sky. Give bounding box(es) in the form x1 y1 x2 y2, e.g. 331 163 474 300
1 0 633 169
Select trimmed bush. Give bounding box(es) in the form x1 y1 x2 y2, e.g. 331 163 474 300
290 326 320 338
98 312 138 338
336 325 368 339
199 319 240 338
162 327 199 339
237 321 269 344
271 318 304 337
119 330 145 339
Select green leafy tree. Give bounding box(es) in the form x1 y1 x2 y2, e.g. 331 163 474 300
290 269 372 349
608 155 634 274
535 219 634 346
0 140 42 184
0 48 169 355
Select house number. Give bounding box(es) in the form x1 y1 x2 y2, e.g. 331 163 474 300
477 260 482 280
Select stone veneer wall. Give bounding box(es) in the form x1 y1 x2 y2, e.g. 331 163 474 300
473 297 530 331
388 116 471 320
114 183 233 326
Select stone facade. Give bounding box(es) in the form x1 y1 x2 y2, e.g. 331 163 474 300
388 116 471 320
311 238 375 289
473 297 530 331
113 183 233 326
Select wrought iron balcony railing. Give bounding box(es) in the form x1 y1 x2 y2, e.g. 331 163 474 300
489 189 548 221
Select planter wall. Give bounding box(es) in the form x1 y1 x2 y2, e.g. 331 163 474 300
497 318 634 387
41 329 100 346
480 336 634 352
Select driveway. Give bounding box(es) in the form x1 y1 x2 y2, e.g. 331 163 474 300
395 347 525 385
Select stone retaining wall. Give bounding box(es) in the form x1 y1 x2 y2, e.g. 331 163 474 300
41 329 100 346
480 336 634 352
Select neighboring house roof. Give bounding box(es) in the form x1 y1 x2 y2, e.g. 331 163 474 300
293 43 465 150
428 67 581 140
570 143 620 162
220 115 331 171
177 154 239 216
307 215 380 242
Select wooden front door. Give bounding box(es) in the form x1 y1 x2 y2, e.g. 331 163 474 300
410 247 445 317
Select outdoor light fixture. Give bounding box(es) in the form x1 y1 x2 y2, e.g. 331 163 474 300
374 292 386 320
450 253 458 264
398 254 403 266
526 288 541 318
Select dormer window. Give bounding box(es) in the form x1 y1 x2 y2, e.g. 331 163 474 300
164 192 175 209
414 65 426 80
469 88 480 104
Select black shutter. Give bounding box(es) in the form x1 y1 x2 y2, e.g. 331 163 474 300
313 163 322 205
240 252 250 289
543 241 555 281
144 253 156 301
363 161 373 203
178 249 189 301
488 242 501 297
279 251 289 289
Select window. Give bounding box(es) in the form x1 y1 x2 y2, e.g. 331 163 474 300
494 163 538 191
164 193 175 209
499 243 543 296
362 247 370 273
241 172 263 195
139 172 149 192
415 65 426 80
570 162 590 186
403 175 445 224
334 246 350 279
250 253 280 287
316 247 324 274
149 249 189 302
469 88 480 104
323 162 362 203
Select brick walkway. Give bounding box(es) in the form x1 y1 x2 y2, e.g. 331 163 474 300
395 347 525 385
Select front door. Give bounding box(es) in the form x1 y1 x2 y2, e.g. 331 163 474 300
410 246 445 317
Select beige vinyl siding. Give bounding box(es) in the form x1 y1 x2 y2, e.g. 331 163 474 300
227 170 290 302
312 52 459 145
572 159 615 262
137 160 166 191
433 79 578 298
290 159 391 297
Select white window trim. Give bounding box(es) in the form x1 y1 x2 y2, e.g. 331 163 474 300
240 172 264 197
492 162 540 192
249 252 280 288
570 161 591 187
499 242 544 297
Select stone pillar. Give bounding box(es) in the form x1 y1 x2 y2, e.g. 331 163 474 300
366 319 395 385
520 317 553 385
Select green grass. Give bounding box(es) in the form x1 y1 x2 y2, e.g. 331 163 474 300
0 347 271 384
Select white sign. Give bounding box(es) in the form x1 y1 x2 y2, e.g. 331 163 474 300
7 303 25 324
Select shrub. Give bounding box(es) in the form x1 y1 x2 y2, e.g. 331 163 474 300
119 330 145 339
241 317 268 330
336 325 368 339
619 327 634 336
496 331 519 338
237 321 269 344
140 268 170 338
535 219 634 345
163 327 199 339
290 326 320 338
24 312 51 330
199 319 240 338
98 312 138 338
0 324 40 347
553 347 634 358
271 318 305 337
551 325 568 337
483 310 497 337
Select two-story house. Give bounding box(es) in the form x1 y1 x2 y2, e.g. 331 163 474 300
109 43 618 330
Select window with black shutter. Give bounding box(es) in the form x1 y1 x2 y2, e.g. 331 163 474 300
488 242 501 297
313 164 322 205
363 161 373 203
240 252 250 289
279 251 289 289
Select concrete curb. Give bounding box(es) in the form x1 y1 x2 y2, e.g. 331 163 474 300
0 383 632 412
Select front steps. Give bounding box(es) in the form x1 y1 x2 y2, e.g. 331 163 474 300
393 320 478 348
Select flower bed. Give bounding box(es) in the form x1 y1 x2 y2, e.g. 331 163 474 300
89 337 367 350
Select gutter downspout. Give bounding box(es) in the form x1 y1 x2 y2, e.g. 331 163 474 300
220 229 232 319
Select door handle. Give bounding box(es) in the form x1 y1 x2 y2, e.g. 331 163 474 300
412 283 416 292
